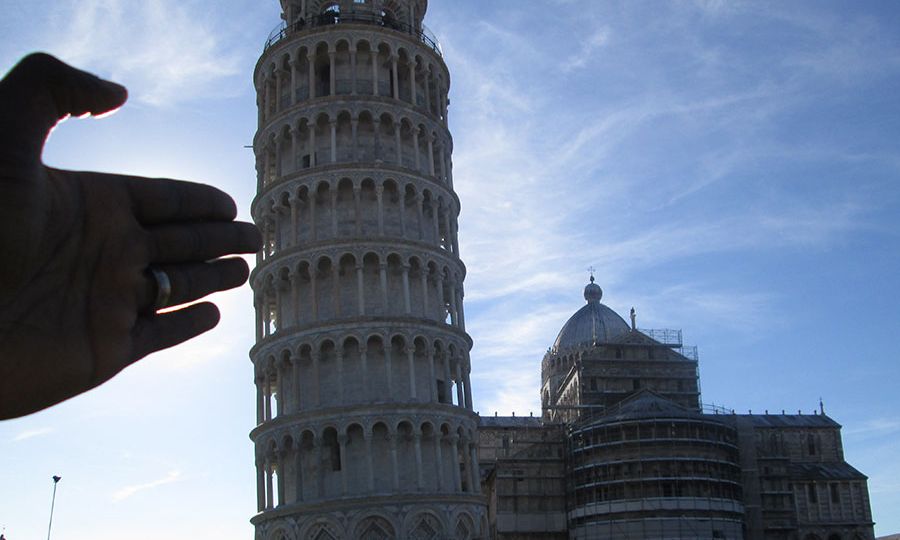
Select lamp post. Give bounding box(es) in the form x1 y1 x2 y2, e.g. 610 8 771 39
47 475 61 540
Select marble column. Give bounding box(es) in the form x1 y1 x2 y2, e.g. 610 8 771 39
292 354 302 412
406 345 416 400
256 457 266 511
356 265 365 316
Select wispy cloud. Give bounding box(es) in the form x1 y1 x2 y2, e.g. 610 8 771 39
12 427 54 442
562 29 610 72
112 470 182 502
46 0 242 106
437 3 890 417
845 418 900 438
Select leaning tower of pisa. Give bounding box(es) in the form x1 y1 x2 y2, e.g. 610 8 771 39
249 1 486 538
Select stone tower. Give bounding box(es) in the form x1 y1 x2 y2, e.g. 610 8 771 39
249 1 486 538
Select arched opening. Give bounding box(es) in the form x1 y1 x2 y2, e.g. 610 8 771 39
396 420 415 489
319 340 338 406
345 424 366 492
338 253 358 315
335 110 353 162
314 43 331 97
359 177 378 235
294 47 311 101
334 40 352 95
322 426 341 497
297 344 314 409
366 335 388 399
342 337 363 402
314 256 334 319
335 177 356 236
371 422 391 491
298 430 316 501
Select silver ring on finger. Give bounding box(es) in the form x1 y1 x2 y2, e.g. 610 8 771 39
148 266 172 311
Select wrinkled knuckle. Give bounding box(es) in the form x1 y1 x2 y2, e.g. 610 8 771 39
20 52 60 72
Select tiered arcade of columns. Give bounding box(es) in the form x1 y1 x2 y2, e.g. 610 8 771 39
249 1 486 539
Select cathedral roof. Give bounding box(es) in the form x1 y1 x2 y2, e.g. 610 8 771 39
602 389 702 422
735 414 841 428
552 278 631 350
789 462 867 480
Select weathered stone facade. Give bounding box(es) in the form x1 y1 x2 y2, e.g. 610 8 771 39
250 1 487 538
479 281 875 540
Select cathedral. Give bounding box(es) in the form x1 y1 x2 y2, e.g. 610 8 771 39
478 278 875 540
247 1 874 539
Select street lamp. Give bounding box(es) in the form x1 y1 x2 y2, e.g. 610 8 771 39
47 475 61 540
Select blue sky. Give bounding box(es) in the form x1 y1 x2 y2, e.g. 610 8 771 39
2 1 899 538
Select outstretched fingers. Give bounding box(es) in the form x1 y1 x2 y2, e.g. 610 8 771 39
0 53 127 166
126 175 240 225
148 221 261 263
131 302 221 361
142 258 251 312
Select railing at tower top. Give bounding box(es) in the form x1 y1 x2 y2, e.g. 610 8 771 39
264 13 443 57
638 328 682 346
639 328 698 360
678 346 698 361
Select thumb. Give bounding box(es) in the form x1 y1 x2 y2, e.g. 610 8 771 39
0 52 127 167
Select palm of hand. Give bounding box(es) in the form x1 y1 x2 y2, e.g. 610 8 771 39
1 168 152 409
0 53 261 419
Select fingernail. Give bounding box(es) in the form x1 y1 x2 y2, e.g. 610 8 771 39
103 79 128 99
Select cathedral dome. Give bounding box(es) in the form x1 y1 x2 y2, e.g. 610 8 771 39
552 278 631 350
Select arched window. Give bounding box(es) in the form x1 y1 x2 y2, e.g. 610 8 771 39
830 483 841 503
808 483 818 503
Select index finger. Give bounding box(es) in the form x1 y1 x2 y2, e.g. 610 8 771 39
125 175 238 224
0 53 128 168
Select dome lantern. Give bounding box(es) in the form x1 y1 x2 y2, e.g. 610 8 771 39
553 279 630 351
584 275 603 303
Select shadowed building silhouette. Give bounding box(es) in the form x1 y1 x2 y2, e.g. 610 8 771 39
478 280 875 540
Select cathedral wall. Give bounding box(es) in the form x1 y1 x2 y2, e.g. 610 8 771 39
729 416 874 540
568 413 745 539
568 516 744 540
478 421 568 539
543 338 702 421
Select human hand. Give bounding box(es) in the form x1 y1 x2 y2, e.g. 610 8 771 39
0 53 261 419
